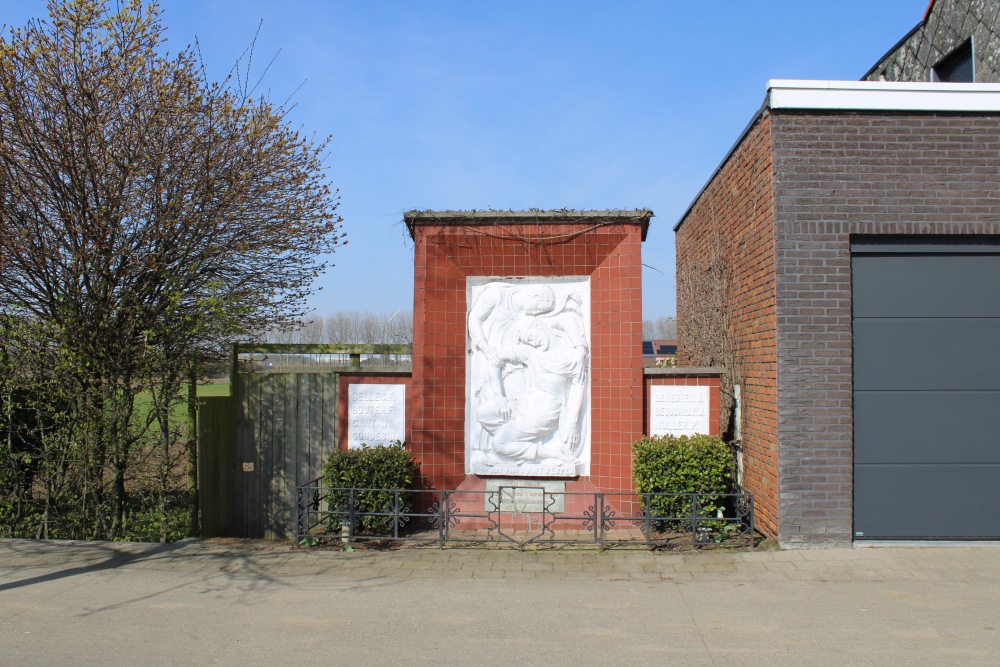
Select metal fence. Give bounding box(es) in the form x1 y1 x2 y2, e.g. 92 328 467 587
236 343 412 374
296 481 754 549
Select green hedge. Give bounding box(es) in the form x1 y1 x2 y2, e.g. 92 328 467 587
632 434 732 527
322 442 417 534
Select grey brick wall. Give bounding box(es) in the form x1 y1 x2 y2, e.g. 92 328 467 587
864 0 1000 82
771 110 1000 545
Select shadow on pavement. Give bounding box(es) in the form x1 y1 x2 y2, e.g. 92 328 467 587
0 540 193 593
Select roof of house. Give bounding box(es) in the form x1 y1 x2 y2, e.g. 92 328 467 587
642 339 678 356
861 0 940 80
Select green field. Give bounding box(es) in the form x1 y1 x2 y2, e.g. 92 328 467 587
198 382 231 398
133 382 231 430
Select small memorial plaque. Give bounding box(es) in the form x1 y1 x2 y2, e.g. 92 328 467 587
484 479 566 513
348 384 405 448
649 385 710 437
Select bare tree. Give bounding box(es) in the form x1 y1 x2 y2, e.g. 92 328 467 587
0 0 343 539
264 311 414 344
642 317 677 340
295 318 327 345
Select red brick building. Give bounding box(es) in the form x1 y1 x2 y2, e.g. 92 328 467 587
676 80 1000 545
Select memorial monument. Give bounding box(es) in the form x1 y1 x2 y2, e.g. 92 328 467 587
404 210 651 500
467 278 591 477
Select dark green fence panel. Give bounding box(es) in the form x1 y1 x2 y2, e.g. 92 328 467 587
199 344 411 539
233 371 340 538
198 394 236 537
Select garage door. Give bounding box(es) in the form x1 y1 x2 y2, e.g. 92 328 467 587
853 239 1000 539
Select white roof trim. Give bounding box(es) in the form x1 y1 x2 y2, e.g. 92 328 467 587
767 79 1000 112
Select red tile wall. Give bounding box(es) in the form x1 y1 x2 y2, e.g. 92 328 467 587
409 219 645 496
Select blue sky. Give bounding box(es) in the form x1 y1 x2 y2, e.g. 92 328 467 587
6 1 926 320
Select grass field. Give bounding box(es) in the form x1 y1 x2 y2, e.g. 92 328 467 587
133 382 231 430
197 382 231 398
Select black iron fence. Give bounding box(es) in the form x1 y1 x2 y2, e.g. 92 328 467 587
296 480 754 549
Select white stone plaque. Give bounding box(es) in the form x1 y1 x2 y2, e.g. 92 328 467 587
649 385 710 437
466 277 591 477
348 384 405 448
484 479 566 513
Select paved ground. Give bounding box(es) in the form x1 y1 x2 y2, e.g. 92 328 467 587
2 538 999 666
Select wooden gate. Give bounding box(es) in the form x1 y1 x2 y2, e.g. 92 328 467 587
198 344 411 539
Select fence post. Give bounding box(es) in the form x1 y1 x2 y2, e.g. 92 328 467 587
295 486 304 543
596 493 605 549
690 493 698 544
344 488 355 543
438 490 447 548
642 493 652 547
393 489 400 539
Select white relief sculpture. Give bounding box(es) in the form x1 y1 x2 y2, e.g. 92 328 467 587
466 279 590 476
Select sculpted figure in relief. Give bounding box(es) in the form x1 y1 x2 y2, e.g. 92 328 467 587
467 282 589 474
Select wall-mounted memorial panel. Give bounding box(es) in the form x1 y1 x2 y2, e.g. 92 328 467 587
466 277 591 477
348 383 406 448
649 385 710 437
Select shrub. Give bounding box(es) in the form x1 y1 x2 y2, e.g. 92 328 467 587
117 503 190 543
632 434 732 528
322 442 417 534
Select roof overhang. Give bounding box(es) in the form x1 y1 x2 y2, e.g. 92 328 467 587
768 79 1000 112
405 209 653 241
674 80 1000 233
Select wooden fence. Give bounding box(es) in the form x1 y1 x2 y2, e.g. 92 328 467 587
199 343 411 539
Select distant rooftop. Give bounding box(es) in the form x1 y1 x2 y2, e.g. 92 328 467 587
404 209 653 241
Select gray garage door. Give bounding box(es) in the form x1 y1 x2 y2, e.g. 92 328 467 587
853 238 1000 539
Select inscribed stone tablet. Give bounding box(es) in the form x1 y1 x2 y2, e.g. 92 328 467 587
649 385 710 437
484 479 566 513
348 384 405 448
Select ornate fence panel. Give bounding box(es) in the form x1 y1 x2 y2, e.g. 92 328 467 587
296 481 754 549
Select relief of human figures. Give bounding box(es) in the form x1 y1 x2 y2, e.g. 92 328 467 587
467 280 590 476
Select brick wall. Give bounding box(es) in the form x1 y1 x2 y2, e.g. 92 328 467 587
772 110 1000 545
864 0 1000 83
674 114 779 538
407 212 649 496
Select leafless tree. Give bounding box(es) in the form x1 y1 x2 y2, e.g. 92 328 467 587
642 317 677 340
264 310 414 345
0 0 343 539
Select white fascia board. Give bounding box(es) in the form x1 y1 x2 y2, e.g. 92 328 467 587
767 79 1000 112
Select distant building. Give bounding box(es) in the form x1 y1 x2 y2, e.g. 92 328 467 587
864 0 1000 83
641 339 677 367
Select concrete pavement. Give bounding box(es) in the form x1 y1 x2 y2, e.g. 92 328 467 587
2 538 999 665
